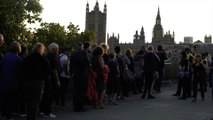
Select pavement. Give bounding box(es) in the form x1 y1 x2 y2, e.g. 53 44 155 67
15 82 213 120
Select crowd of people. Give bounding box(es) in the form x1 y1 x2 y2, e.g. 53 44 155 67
0 33 213 120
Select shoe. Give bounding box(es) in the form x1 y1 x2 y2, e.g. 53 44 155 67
19 114 27 118
43 113 56 118
74 108 87 112
172 93 180 96
5 118 14 120
148 95 155 99
154 88 161 93
95 104 104 109
39 112 44 116
138 90 143 93
179 96 187 100
141 94 146 99
192 98 196 102
202 98 205 101
108 99 119 105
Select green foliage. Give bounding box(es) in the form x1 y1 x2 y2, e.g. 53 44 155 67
0 0 95 52
0 0 43 48
34 22 67 47
34 22 95 51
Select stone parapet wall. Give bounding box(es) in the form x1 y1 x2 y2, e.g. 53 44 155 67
164 63 179 81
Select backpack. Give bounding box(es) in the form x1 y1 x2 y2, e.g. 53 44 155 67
58 54 65 75
116 55 125 73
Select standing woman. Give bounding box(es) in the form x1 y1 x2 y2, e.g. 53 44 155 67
172 51 189 99
134 49 145 94
91 46 105 108
192 54 206 102
125 49 135 94
23 43 50 120
101 43 109 64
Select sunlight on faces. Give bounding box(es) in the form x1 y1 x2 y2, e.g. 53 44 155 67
32 42 46 55
0 34 4 46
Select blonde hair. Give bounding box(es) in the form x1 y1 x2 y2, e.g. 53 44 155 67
32 42 45 55
100 43 109 53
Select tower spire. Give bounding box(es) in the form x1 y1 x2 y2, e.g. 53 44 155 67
156 6 161 24
157 6 161 20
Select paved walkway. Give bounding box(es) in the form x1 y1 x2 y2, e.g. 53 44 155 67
16 83 213 120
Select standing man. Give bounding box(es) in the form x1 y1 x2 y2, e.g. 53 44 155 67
39 43 60 118
154 45 167 92
141 45 160 99
114 46 130 99
70 43 90 112
0 41 22 120
58 46 70 107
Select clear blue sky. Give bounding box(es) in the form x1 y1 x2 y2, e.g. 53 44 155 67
39 0 213 43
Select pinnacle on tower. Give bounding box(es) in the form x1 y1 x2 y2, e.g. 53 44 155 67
104 1 107 13
94 0 99 10
86 1 89 12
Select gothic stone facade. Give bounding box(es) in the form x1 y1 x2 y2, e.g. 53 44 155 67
85 1 107 44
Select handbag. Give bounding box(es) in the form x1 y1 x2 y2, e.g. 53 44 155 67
123 68 135 82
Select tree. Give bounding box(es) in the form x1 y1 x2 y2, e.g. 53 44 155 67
0 0 43 48
66 22 95 50
34 22 67 47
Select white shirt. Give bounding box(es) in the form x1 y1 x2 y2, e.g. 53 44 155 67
59 53 70 78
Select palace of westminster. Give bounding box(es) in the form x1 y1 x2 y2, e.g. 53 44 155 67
85 1 212 55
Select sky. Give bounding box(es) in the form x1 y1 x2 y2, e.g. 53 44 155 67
39 0 213 44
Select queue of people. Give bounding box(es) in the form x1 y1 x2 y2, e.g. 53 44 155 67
0 33 213 120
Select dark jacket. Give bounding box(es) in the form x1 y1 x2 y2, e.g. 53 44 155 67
144 52 160 72
0 52 22 90
156 51 167 69
23 52 50 82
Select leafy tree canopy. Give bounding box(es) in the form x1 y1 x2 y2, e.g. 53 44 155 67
0 0 43 47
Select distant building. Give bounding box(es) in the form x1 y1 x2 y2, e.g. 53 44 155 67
194 40 203 44
204 35 212 44
133 27 145 45
184 37 193 44
85 1 107 44
152 7 175 45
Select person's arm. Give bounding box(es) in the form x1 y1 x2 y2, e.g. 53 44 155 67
123 55 130 69
184 59 189 71
116 63 120 78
